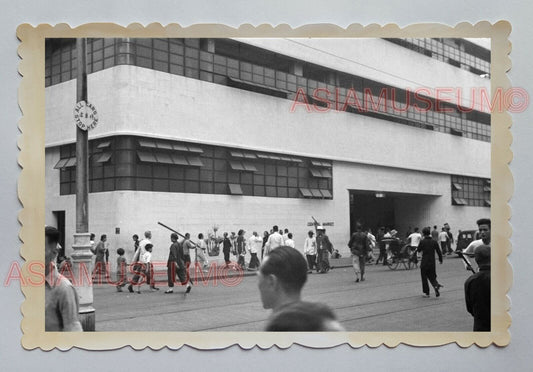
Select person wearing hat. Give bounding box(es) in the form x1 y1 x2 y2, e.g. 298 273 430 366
316 226 333 273
303 230 317 273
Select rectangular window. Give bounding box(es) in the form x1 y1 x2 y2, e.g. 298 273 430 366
56 135 334 199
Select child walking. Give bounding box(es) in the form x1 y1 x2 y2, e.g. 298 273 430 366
116 248 127 292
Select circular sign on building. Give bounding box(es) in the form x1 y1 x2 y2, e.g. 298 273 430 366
74 101 98 131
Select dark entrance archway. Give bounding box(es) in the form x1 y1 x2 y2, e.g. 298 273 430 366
349 191 395 235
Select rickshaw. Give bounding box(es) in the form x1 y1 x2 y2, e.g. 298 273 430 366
382 237 417 270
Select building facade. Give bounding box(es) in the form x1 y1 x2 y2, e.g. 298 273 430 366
45 37 491 263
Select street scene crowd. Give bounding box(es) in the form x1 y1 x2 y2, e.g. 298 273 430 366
46 217 491 332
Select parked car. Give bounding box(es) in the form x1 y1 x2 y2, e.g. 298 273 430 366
455 230 479 253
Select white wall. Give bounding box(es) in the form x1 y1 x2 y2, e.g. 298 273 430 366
45 151 489 265
45 65 490 178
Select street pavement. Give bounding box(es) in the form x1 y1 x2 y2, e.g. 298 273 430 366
93 255 474 332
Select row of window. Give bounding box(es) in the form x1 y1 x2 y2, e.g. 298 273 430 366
385 38 490 75
55 136 333 199
451 175 490 207
45 38 491 143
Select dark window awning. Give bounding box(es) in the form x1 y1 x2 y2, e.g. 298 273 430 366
310 189 323 198
320 189 332 198
154 152 173 164
138 138 204 154
230 150 257 159
137 151 203 167
96 141 111 149
452 197 467 206
54 157 77 169
310 160 332 168
226 76 288 99
228 183 243 195
310 168 332 178
229 160 257 172
93 152 112 163
187 156 204 167
171 153 189 166
257 153 302 163
452 182 462 191
299 188 313 197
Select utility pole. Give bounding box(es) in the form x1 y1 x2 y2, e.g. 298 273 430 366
70 38 95 331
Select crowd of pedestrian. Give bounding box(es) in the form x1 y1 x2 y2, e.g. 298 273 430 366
48 215 490 332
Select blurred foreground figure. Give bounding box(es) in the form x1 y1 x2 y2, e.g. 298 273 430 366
45 226 83 332
464 245 491 331
257 246 344 331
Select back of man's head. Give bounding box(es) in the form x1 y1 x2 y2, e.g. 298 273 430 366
144 230 151 238
474 244 491 266
45 226 60 245
422 226 431 236
273 225 279 232
260 246 307 294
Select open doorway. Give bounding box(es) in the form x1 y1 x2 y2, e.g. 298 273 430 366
349 191 395 235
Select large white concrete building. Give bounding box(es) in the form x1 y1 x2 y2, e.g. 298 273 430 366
45 37 491 263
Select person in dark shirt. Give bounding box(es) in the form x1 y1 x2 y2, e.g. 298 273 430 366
417 226 443 297
464 244 491 331
165 233 180 294
258 245 344 331
222 232 232 267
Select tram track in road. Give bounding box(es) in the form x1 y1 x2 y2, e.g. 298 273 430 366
95 260 471 331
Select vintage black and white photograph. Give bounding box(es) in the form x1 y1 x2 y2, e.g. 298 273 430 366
41 33 497 335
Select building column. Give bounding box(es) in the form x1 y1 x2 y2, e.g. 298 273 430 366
71 232 95 331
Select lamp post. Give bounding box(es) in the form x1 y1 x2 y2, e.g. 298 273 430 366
70 38 96 331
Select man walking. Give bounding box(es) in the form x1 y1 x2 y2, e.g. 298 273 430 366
128 230 152 293
375 227 387 266
165 233 180 294
462 218 491 271
348 223 369 282
417 227 443 298
407 227 423 264
247 231 262 270
438 227 449 256
303 230 317 273
431 225 439 241
315 226 333 273
264 225 284 255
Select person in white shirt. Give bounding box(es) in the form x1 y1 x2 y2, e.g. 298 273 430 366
462 218 491 271
129 230 152 293
303 230 317 273
247 231 263 270
196 233 209 272
367 229 376 262
264 225 284 255
138 243 158 293
438 228 449 256
282 228 290 242
284 233 295 248
407 227 423 263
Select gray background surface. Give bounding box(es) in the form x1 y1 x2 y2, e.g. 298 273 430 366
1 1 530 370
